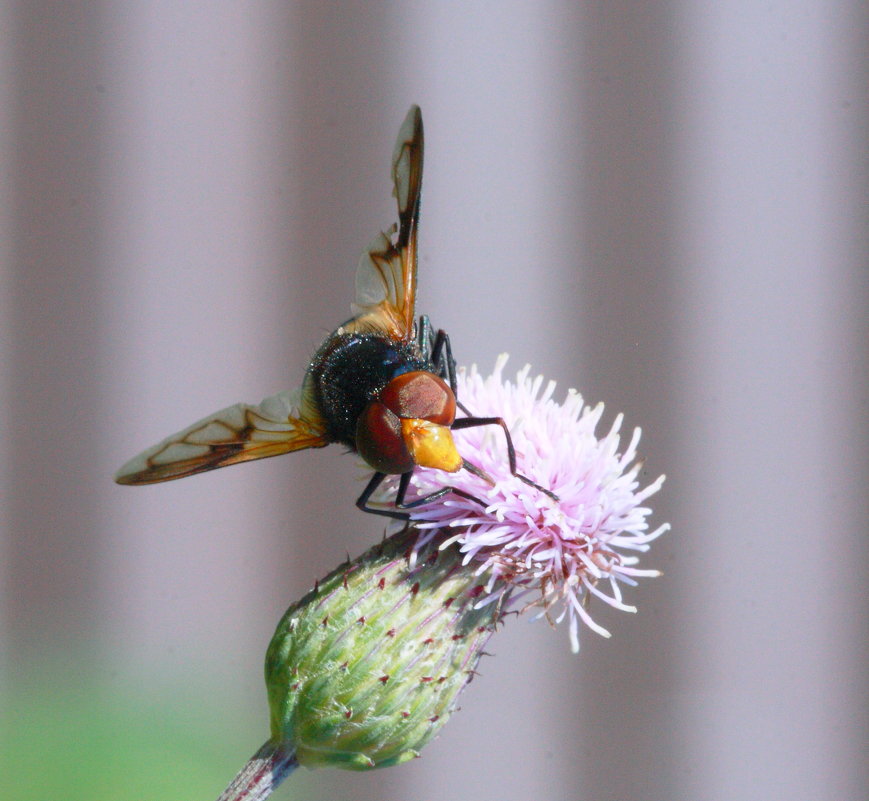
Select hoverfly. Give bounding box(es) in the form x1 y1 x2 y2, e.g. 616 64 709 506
116 106 556 519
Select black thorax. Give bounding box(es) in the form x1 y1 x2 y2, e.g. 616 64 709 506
309 332 430 447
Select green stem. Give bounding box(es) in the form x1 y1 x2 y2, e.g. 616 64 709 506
216 740 298 801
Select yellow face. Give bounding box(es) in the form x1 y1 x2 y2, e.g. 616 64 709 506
400 418 463 473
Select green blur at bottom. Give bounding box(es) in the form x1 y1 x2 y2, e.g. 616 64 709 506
0 663 250 801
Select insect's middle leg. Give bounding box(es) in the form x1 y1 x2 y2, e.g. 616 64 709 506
356 467 489 521
356 472 411 521
394 469 489 512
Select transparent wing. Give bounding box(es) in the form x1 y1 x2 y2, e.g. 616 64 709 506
115 386 328 485
347 105 423 341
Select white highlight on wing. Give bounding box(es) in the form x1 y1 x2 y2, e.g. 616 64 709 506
392 108 417 212
351 226 403 320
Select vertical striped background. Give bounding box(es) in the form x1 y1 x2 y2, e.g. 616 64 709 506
2 3 865 800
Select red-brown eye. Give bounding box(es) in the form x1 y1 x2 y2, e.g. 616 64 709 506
380 371 456 425
355 401 415 474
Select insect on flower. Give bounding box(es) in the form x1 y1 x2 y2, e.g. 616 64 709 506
115 106 557 519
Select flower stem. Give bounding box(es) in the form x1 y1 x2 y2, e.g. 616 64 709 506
215 740 298 801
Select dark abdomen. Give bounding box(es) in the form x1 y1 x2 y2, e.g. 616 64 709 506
309 333 429 447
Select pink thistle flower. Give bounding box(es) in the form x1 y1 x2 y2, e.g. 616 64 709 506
379 355 668 653
214 361 668 799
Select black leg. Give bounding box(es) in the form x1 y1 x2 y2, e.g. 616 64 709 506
356 468 489 520
419 315 459 396
356 471 412 521
452 416 559 502
395 470 489 512
417 314 434 356
430 330 458 396
417 315 556 503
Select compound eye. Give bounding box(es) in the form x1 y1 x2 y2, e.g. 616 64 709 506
355 401 415 475
380 371 456 425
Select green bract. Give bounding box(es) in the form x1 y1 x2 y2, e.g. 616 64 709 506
264 528 505 770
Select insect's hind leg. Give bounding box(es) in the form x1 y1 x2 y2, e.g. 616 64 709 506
418 315 464 406
451 416 559 502
418 316 554 500
417 314 435 359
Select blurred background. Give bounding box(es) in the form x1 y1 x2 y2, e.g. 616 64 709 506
1 2 866 800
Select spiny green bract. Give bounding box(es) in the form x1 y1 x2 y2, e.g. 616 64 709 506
264 528 504 770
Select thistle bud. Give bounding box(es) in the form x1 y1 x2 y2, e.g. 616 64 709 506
217 526 507 799
216 358 667 799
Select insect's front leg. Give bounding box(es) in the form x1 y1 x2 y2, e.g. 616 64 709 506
452 416 560 502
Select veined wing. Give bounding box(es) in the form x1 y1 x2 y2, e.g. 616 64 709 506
115 387 328 485
347 105 423 341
